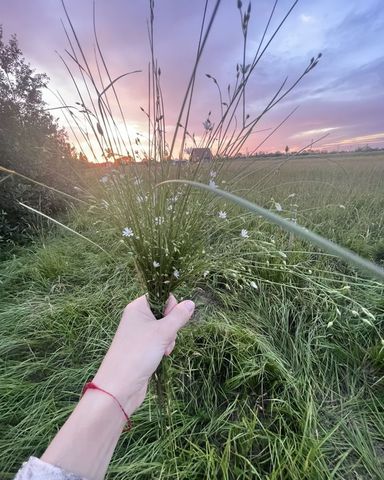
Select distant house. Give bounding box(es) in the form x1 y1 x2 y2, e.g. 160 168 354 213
189 148 213 162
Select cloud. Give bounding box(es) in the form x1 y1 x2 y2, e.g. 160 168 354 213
300 14 315 24
291 127 340 139
323 132 384 147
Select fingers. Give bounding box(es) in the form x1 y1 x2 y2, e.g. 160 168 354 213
165 339 176 356
160 300 195 338
126 293 178 319
124 294 154 320
163 293 178 316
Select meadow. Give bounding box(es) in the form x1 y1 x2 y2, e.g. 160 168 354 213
1 151 383 479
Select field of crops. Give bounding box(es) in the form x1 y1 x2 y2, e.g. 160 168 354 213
1 151 383 479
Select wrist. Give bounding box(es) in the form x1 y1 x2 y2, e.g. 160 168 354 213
82 381 136 422
80 388 128 426
91 368 141 415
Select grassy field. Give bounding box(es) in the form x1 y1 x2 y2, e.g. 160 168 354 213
1 152 383 479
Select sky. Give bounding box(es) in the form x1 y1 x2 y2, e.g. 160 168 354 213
1 0 383 159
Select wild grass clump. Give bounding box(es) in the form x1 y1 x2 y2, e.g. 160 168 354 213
86 163 222 318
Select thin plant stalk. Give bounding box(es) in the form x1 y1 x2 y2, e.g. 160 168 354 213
158 180 384 282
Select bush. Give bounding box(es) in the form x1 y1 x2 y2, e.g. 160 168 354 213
0 26 81 245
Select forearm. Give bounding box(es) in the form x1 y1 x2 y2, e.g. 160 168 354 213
41 388 133 480
31 294 193 480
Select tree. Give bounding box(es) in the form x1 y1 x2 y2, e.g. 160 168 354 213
0 27 81 244
285 145 289 155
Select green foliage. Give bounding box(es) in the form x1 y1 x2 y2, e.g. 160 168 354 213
0 155 383 479
0 27 81 245
0 209 383 478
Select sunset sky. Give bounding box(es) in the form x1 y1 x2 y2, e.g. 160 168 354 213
1 0 383 159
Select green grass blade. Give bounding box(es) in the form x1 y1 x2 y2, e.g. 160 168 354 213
0 174 12 184
19 202 111 257
158 179 384 282
0 166 89 205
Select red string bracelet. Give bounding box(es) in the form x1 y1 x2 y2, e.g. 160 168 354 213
81 381 132 432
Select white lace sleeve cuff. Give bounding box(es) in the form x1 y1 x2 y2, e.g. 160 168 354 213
14 456 86 480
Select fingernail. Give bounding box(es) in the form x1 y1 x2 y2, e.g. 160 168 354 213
184 300 195 313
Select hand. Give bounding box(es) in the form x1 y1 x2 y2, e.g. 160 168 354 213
93 294 195 414
41 294 194 480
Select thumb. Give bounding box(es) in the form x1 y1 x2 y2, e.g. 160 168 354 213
160 300 195 337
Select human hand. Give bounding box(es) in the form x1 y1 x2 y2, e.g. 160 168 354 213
41 295 194 479
93 294 195 415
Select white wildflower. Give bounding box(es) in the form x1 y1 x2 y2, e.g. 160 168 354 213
210 171 217 178
351 310 359 317
339 205 346 209
153 261 160 268
218 211 227 219
275 202 283 212
209 179 217 188
240 229 249 238
154 216 164 226
122 227 134 238
250 281 258 290
203 270 209 278
100 175 109 184
308 269 313 274
173 269 180 279
327 321 334 328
